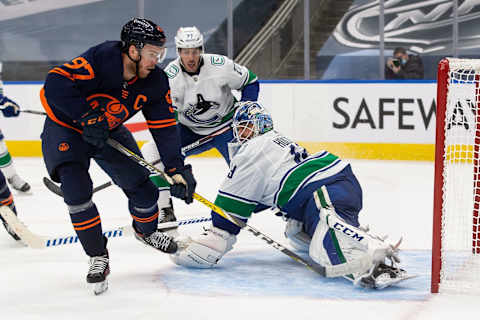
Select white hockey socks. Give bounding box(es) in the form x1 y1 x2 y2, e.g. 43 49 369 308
0 138 16 178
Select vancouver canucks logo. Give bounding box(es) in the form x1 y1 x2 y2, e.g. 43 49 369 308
184 94 221 124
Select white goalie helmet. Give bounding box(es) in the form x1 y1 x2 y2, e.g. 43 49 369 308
175 26 204 55
232 101 274 144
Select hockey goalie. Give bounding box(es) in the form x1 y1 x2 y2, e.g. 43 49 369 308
168 101 414 289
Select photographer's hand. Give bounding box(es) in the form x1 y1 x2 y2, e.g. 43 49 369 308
387 58 395 70
391 65 401 74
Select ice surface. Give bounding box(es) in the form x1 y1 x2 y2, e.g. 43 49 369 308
0 157 477 319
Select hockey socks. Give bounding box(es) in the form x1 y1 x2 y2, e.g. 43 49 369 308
69 202 106 257
130 202 177 253
129 202 159 235
0 176 20 240
0 137 13 175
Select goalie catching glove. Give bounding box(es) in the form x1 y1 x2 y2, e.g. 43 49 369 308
168 164 196 204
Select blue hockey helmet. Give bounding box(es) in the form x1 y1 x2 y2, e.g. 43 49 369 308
232 101 273 143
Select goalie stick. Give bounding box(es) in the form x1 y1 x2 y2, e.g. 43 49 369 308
42 126 231 198
0 205 211 249
105 138 334 277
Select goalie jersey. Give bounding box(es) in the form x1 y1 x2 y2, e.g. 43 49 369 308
164 54 258 135
214 131 349 221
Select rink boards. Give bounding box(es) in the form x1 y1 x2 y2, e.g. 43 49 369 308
2 80 437 160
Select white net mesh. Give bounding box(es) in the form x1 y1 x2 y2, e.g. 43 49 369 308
439 58 480 294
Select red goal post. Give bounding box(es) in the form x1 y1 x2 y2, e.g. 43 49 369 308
432 57 480 294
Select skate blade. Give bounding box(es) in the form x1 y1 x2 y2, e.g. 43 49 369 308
91 280 108 295
375 274 418 290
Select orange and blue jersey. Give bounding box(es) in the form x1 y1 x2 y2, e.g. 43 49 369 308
40 41 183 171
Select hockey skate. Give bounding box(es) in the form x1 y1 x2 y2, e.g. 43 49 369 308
133 222 178 254
7 174 31 193
354 237 415 289
158 200 178 236
86 251 110 295
354 262 415 289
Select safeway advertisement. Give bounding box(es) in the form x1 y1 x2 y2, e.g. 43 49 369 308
2 81 437 145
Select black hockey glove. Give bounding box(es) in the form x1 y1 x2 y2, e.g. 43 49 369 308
78 108 109 149
169 164 197 204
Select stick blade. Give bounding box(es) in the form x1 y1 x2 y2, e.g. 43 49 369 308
0 206 46 249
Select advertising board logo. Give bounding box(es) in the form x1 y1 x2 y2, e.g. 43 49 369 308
333 0 480 54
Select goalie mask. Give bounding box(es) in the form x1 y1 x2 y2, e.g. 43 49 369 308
175 26 204 55
232 101 273 144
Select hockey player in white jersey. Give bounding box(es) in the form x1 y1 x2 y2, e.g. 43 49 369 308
141 26 259 232
0 62 31 193
170 101 412 289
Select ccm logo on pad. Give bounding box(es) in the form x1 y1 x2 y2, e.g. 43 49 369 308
333 222 364 242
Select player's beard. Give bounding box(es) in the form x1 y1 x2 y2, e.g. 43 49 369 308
138 64 154 79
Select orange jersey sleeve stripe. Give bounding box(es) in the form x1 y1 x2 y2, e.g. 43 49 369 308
49 68 75 81
147 122 177 129
131 212 159 223
40 88 82 134
72 215 100 227
146 119 176 124
74 219 101 231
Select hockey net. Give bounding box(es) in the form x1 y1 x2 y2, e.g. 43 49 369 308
432 58 480 294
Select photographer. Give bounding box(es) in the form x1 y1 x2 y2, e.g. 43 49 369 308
385 47 424 80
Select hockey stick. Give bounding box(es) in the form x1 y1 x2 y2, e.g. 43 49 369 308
42 126 231 198
181 125 231 154
43 176 113 198
105 138 329 277
20 109 47 116
42 158 163 198
0 204 211 249
44 215 212 248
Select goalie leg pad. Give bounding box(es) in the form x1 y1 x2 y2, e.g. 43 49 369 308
309 212 372 278
170 225 236 268
284 218 310 252
170 239 224 268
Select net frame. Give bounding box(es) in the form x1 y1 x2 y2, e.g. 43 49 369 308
432 57 480 294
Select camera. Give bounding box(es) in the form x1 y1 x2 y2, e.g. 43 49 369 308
392 59 401 67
